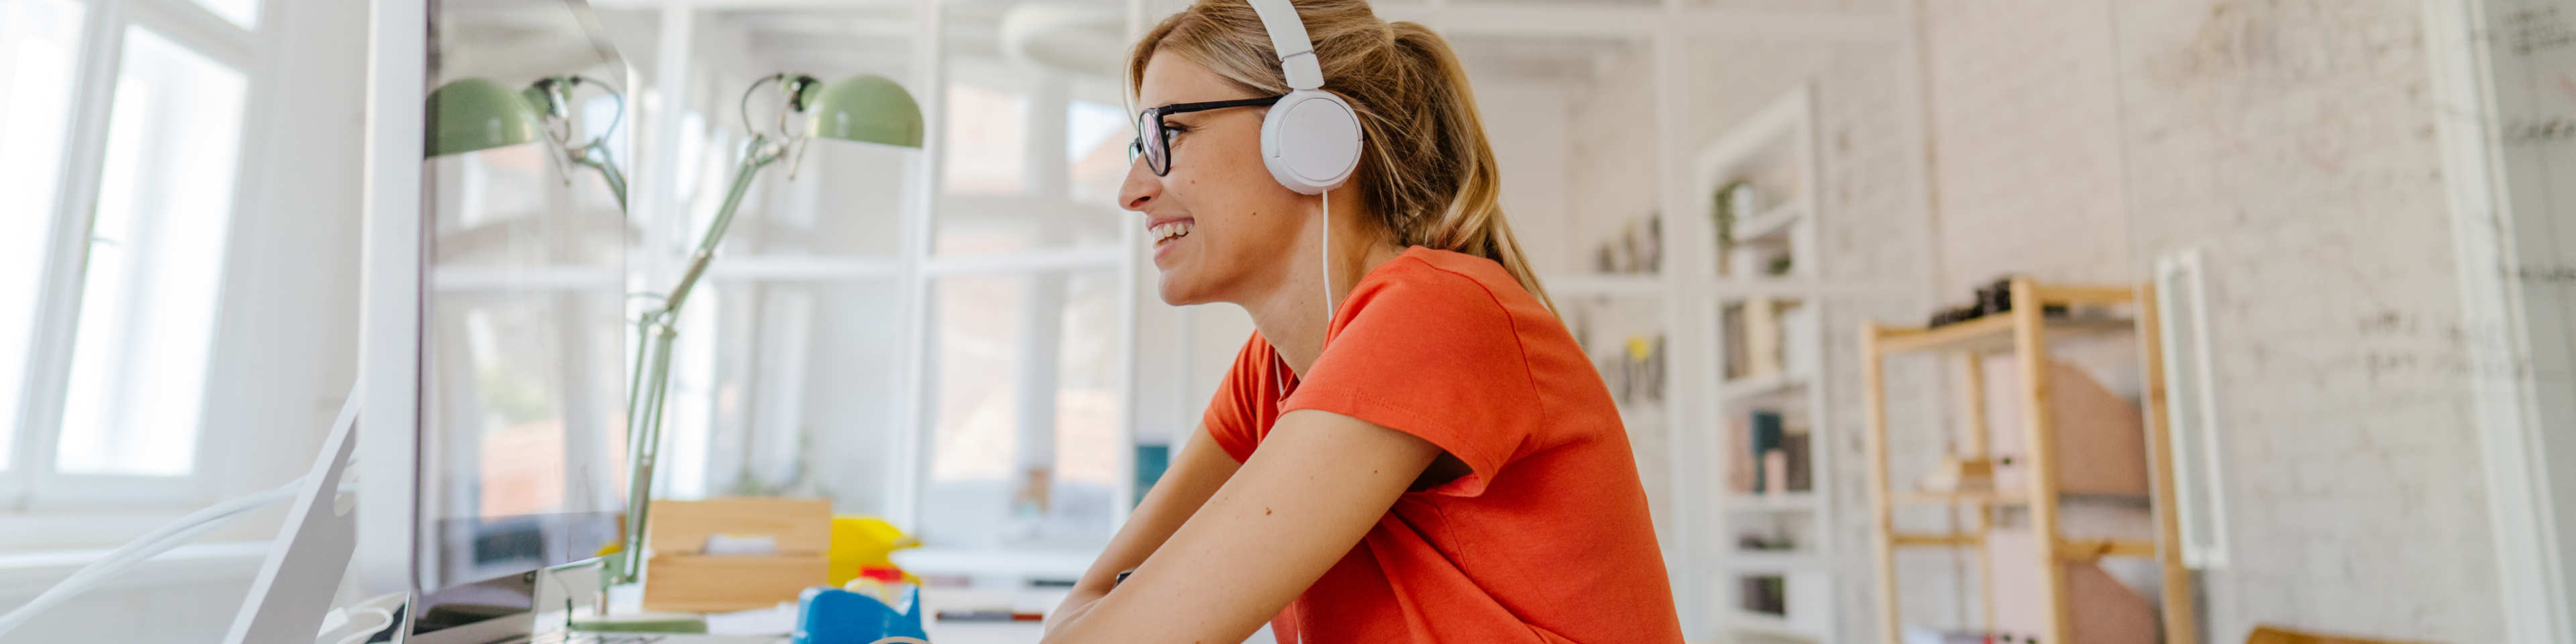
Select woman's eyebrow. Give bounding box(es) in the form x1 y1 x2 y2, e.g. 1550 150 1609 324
1158 110 1222 127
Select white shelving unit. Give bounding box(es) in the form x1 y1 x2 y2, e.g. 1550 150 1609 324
1688 86 1843 644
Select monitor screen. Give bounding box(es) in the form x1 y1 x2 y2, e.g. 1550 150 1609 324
415 0 631 631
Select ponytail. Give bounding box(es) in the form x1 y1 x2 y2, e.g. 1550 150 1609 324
1381 22 1554 313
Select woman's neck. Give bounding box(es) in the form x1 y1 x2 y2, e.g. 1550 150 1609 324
1242 195 1403 380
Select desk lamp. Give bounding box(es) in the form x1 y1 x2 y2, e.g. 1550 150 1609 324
613 72 924 582
427 75 630 209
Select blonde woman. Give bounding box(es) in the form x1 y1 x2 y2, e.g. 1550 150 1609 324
1040 0 1684 641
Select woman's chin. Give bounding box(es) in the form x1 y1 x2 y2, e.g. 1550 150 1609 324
1154 275 1193 306
1155 270 1212 307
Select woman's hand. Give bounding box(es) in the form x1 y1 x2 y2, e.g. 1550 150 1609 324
1042 587 1106 639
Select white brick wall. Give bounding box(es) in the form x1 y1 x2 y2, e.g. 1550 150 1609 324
1916 1 2505 643
1921 0 2134 296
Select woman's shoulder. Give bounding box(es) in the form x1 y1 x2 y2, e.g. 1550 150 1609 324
1346 246 1545 319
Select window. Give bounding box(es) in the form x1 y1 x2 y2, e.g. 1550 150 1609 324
0 0 89 474
1066 99 1131 207
941 82 1028 196
918 270 1123 549
56 25 249 476
909 2 1136 551
0 0 263 510
188 0 252 30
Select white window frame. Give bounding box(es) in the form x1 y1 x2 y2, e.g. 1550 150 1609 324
898 1 1140 545
1 0 275 520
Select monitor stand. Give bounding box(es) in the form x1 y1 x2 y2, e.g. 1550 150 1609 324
224 386 367 644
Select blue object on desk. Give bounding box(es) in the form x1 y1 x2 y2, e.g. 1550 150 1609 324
794 585 928 644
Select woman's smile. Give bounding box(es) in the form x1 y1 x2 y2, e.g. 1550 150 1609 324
1147 215 1195 266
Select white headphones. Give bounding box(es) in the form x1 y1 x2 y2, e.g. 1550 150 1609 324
1246 0 1362 195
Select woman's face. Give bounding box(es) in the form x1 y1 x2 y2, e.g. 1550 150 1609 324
1120 50 1313 307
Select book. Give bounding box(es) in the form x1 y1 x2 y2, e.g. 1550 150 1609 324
1749 410 1784 493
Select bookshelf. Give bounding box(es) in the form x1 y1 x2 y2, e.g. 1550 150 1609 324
1691 85 1841 643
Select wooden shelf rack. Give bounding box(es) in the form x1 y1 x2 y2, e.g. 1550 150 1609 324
1858 278 2196 644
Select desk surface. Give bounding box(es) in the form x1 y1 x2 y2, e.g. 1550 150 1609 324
600 582 1055 642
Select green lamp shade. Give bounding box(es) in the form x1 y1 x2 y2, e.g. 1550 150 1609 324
426 77 546 157
800 74 925 148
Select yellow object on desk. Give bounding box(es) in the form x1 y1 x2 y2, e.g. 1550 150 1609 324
829 515 922 586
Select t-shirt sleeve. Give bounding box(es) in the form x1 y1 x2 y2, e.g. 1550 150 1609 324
1198 334 1271 464
1280 262 1542 497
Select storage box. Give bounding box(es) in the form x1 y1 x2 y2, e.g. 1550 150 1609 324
642 497 831 612
1974 357 2150 496
1984 529 2155 644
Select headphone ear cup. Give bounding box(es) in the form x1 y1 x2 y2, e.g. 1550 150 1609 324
1260 90 1363 195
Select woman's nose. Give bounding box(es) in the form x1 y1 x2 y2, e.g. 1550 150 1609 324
1118 156 1159 213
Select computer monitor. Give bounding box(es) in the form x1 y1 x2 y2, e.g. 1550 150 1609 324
350 0 635 641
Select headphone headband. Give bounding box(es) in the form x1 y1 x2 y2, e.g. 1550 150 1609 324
1244 0 1358 195
1244 0 1324 91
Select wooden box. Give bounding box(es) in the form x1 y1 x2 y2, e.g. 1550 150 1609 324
641 497 831 613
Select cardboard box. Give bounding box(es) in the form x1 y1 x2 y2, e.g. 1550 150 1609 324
1984 529 2155 644
642 497 831 613
1974 357 2151 497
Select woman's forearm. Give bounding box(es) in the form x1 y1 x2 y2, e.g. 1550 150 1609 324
1040 410 1442 644
1059 433 1240 600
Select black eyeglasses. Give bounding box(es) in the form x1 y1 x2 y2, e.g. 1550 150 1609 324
1128 95 1284 176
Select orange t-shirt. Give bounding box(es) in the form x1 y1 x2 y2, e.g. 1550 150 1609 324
1201 246 1685 643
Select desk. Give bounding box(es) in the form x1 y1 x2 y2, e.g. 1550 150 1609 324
594 582 1053 643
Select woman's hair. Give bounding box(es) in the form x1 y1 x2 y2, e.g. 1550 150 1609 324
1128 0 1554 313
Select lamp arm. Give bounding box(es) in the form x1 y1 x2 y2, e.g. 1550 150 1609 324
614 316 678 584
612 134 788 583
570 75 629 212
575 141 629 212
663 134 785 314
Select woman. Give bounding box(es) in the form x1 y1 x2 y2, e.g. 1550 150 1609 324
1038 0 1684 641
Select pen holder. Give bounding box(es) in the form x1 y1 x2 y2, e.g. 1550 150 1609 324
794 584 929 644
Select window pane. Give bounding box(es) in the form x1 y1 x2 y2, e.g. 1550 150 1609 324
54 28 248 476
930 3 1126 256
943 83 1026 195
1066 99 1128 207
660 6 926 260
0 0 87 470
920 270 1124 549
193 0 257 30
676 281 905 511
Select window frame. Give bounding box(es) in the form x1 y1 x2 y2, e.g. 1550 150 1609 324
899 3 1141 545
1 0 274 520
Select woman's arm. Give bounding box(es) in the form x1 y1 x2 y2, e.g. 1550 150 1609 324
1038 409 1444 644
1044 428 1244 634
